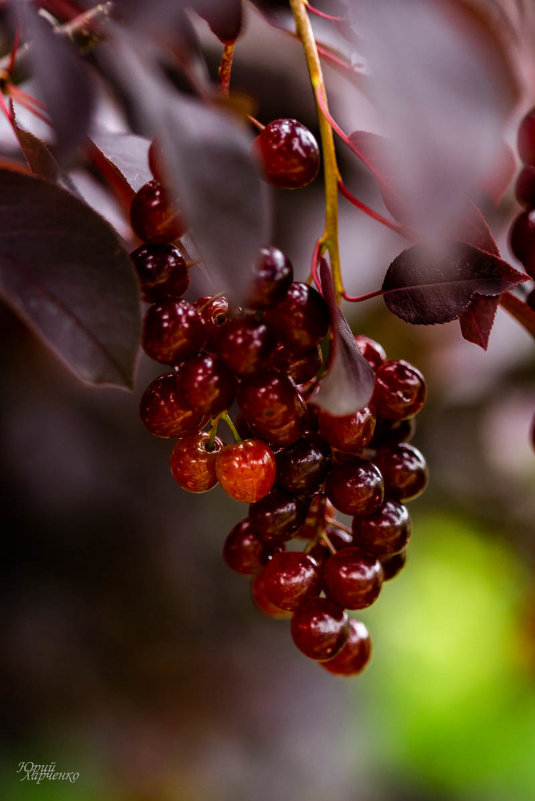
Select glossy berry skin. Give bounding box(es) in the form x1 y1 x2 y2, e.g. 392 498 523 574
193 295 229 348
140 373 207 438
509 210 535 277
142 299 206 365
215 439 276 503
291 598 349 661
515 165 535 208
318 406 376 453
352 500 411 559
249 487 310 544
217 318 274 375
247 246 293 309
369 417 415 449
262 551 321 612
130 179 186 243
254 118 320 189
177 354 237 416
381 548 407 581
373 360 427 421
170 432 223 492
251 570 292 619
325 459 384 516
374 443 428 501
265 283 330 355
130 244 189 302
223 519 271 575
237 371 307 445
323 546 383 609
321 619 372 676
517 107 535 166
354 335 386 370
275 434 332 494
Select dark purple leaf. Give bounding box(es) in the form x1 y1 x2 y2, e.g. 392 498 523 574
23 6 95 161
89 131 151 192
102 34 270 299
459 295 499 349
11 116 58 182
0 169 141 388
313 259 375 415
199 0 242 44
383 241 528 325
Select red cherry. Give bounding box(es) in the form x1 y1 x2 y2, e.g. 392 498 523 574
139 373 207 438
325 459 384 516
215 439 276 503
142 299 207 365
352 500 411 559
354 335 386 370
381 549 407 581
254 118 320 189
373 359 426 421
291 597 349 661
223 519 272 575
177 354 237 417
193 295 230 349
321 619 372 676
130 244 189 302
251 570 292 619
265 282 330 355
373 443 428 502
323 546 383 609
262 551 322 612
130 179 186 243
517 107 535 166
169 432 223 492
318 406 376 453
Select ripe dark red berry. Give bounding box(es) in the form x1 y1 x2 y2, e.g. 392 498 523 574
247 246 294 309
170 432 223 493
265 282 330 355
325 459 384 516
354 335 386 370
369 417 416 448
318 406 376 453
352 500 411 559
517 107 535 166
140 373 207 438
217 317 274 375
381 549 407 581
254 118 320 189
323 546 383 609
509 210 535 277
142 299 206 365
237 371 307 445
130 244 189 302
177 354 237 416
215 439 276 503
291 598 349 661
223 519 272 575
130 179 186 243
251 570 292 619
373 359 427 421
307 527 353 570
249 487 310 544
275 433 332 494
193 295 230 348
515 165 535 208
321 619 372 676
373 443 428 501
262 551 321 612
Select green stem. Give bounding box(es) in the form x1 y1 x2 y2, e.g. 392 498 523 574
221 411 241 443
289 0 343 303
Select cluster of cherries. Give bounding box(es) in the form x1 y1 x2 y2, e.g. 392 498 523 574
510 105 535 310
128 119 428 676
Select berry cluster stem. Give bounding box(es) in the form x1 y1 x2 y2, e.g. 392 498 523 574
289 0 342 303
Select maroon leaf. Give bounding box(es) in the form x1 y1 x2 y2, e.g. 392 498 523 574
0 169 141 388
458 295 500 349
11 118 58 182
313 259 375 416
89 131 151 193
348 131 405 222
199 0 242 44
383 241 528 325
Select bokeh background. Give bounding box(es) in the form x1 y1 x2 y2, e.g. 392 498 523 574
1 4 535 800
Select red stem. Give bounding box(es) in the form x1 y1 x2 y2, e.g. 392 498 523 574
219 43 235 97
499 291 535 339
311 238 323 292
338 179 407 237
306 5 346 23
343 288 383 302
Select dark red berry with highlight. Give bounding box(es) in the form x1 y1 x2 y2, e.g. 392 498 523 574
237 372 307 445
215 439 276 503
262 551 321 612
374 443 428 501
354 335 386 370
291 598 349 661
323 546 383 609
217 318 274 375
265 282 330 355
142 299 206 365
325 459 384 516
517 107 535 166
140 373 207 438
318 406 376 453
352 500 411 559
130 244 189 302
321 619 372 676
249 487 310 544
509 210 535 277
369 417 416 448
251 570 292 619
223 519 271 575
170 432 223 492
515 165 535 207
193 295 230 348
381 549 407 581
130 179 186 243
373 359 426 421
247 246 294 309
255 118 320 189
275 433 331 495
177 353 237 416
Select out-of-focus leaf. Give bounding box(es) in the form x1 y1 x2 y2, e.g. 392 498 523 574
11 116 58 182
199 0 242 44
89 131 151 192
347 130 405 222
102 33 270 300
347 0 518 236
0 169 141 388
313 259 375 415
383 242 528 325
499 291 535 340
